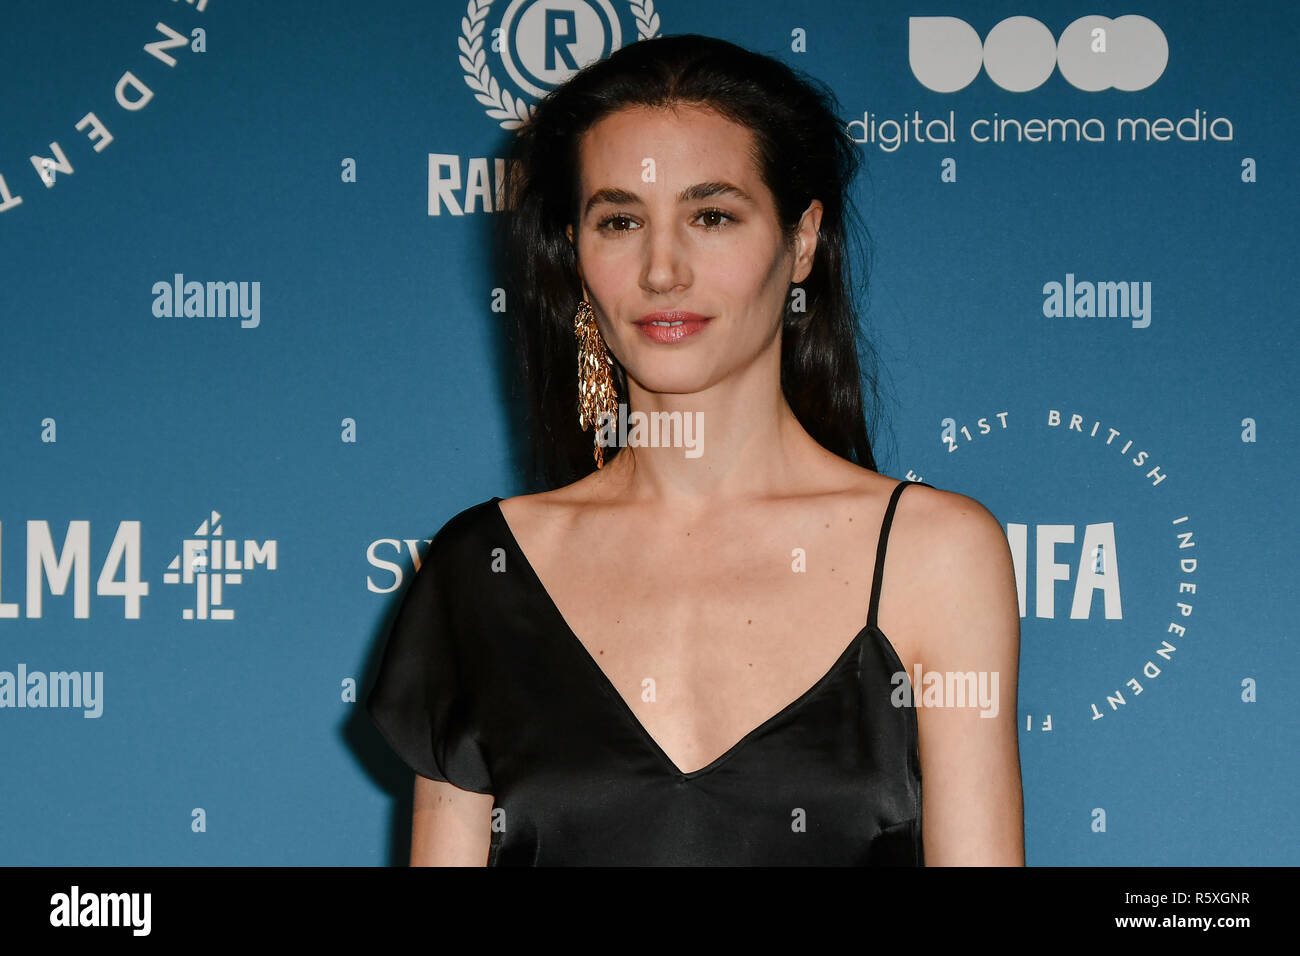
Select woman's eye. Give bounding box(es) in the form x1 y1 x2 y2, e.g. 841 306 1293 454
594 209 737 235
696 208 736 229
596 214 639 233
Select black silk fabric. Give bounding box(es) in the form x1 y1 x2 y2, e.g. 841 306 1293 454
366 480 930 865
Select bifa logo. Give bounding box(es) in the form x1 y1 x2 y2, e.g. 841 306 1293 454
0 11 210 218
1006 523 1121 619
0 516 276 621
909 14 1168 93
924 405 1201 729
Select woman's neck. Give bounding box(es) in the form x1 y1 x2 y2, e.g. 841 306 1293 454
590 360 834 512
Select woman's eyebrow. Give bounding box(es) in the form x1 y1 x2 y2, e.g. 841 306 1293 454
583 181 755 218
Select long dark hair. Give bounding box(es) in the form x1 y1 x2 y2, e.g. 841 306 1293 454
498 33 885 490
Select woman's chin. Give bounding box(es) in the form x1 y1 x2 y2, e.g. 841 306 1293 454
621 368 718 399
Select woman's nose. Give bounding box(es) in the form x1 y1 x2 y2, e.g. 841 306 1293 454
640 222 690 294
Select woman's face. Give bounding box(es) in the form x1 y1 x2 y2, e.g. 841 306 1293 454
566 104 822 398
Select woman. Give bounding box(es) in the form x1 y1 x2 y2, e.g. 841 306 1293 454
367 34 1024 865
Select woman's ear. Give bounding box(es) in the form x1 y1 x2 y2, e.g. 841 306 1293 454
566 223 584 283
792 199 824 284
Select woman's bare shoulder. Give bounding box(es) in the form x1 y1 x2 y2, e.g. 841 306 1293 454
498 480 591 517
884 479 1020 657
891 480 1008 564
822 464 997 527
496 476 608 549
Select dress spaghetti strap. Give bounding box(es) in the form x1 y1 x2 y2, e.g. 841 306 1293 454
867 480 934 630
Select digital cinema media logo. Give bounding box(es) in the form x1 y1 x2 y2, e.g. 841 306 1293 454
0 514 277 622
918 405 1202 733
909 14 1169 93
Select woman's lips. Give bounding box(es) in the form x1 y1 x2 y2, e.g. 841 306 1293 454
634 312 712 344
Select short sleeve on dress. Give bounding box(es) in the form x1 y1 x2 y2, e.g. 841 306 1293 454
364 549 493 794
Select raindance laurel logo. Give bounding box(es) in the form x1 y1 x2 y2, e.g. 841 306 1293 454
459 0 663 130
163 511 277 620
916 406 1204 733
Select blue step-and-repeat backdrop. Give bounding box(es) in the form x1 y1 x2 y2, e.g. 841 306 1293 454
1 0 1295 865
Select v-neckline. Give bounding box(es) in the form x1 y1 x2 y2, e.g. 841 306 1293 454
489 496 877 781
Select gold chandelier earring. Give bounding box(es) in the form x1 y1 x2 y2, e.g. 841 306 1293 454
574 296 618 469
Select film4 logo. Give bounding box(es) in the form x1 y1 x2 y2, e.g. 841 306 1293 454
163 511 277 620
0 514 277 621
